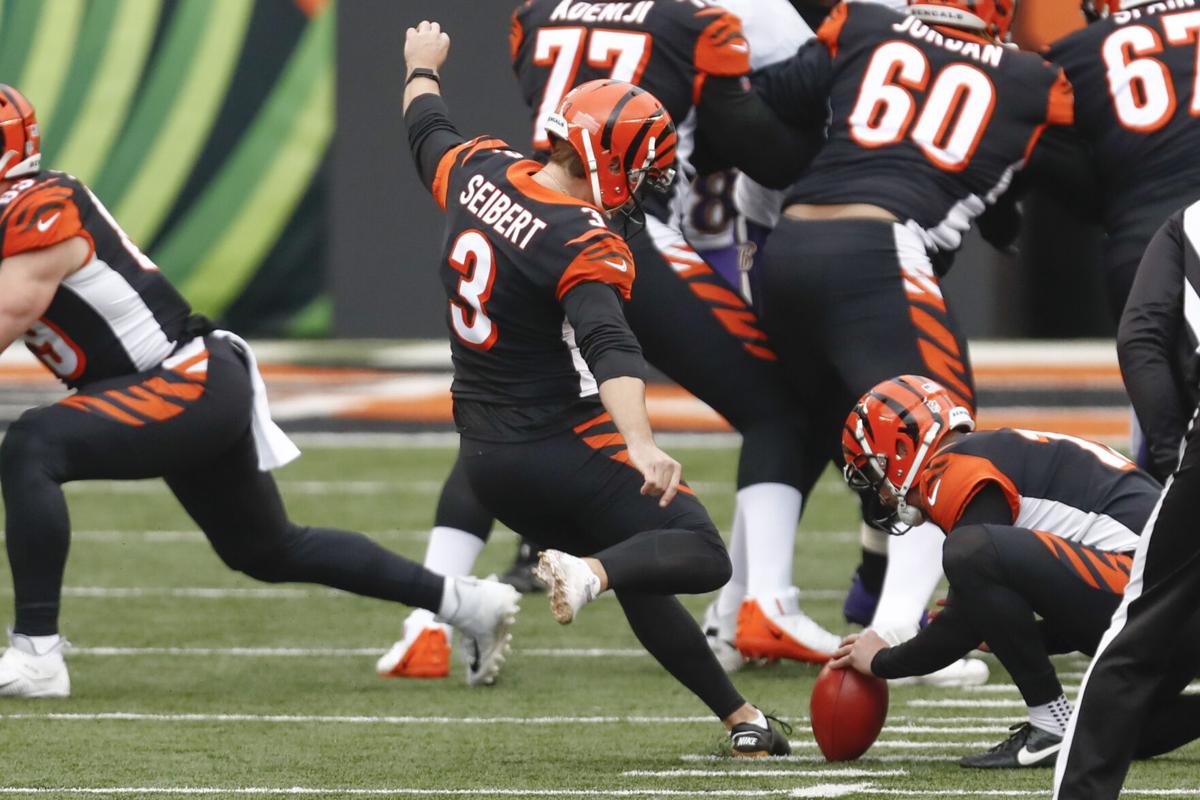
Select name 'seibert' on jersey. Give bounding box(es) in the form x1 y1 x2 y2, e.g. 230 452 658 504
459 173 549 251
892 14 1006 68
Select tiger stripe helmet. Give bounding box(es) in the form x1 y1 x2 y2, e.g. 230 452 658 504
842 375 975 531
907 0 1016 40
545 79 677 213
0 85 40 180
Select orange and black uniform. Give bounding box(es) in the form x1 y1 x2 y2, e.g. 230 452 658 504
871 429 1200 757
431 0 828 547
751 2 1074 472
1046 4 1200 321
408 92 747 719
0 172 452 636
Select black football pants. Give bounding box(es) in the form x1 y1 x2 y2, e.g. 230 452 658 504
1 336 445 636
461 409 744 719
757 217 975 454
1055 416 1200 799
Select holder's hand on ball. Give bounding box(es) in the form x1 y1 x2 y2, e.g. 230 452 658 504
830 629 887 676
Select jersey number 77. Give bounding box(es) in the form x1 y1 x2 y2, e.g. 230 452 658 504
531 27 652 149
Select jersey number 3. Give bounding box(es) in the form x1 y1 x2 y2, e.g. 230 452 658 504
531 27 652 149
449 230 499 351
848 41 995 171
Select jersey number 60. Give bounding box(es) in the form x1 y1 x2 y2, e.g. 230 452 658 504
848 41 995 172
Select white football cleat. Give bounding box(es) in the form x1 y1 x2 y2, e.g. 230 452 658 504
875 624 990 688
533 550 600 624
0 632 70 698
702 601 745 673
889 656 990 688
438 576 520 687
376 611 452 679
735 587 842 664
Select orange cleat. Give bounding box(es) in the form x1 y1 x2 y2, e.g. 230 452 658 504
734 589 841 664
376 622 451 679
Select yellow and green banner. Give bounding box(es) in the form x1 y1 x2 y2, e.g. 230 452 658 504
3 0 333 335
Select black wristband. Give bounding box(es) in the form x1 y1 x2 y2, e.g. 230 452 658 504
406 68 440 86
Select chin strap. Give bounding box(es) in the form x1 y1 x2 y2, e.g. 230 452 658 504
578 128 606 211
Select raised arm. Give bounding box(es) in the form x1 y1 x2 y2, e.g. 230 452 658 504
403 21 465 193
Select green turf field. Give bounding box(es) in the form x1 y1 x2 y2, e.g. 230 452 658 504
0 441 1194 798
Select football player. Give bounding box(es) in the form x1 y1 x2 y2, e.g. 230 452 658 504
0 84 521 697
742 0 1074 667
403 21 789 756
386 0 840 680
1045 0 1200 325
833 376 1200 769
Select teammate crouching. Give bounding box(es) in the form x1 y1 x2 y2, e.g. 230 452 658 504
831 376 1200 768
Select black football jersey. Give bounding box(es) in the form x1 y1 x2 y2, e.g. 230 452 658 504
431 136 637 439
0 171 194 389
1046 5 1200 239
765 2 1073 253
920 429 1160 552
510 0 752 152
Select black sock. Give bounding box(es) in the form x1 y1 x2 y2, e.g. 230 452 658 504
859 550 888 595
617 590 745 719
253 526 446 613
596 525 731 595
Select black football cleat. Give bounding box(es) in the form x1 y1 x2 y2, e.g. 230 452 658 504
960 722 1062 769
730 713 792 758
499 538 545 594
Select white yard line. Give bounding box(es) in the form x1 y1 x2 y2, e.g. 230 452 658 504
0 712 755 725
68 646 650 658
21 587 845 602
907 699 1026 708
0 791 838 798
788 741 991 749
678 755 961 764
290 432 745 449
622 769 905 778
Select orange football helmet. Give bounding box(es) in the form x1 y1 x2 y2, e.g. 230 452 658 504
843 375 975 532
0 85 40 180
545 79 677 213
908 0 1016 41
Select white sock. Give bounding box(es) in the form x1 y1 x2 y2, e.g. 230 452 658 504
715 503 748 628
871 522 945 631
12 633 61 656
412 527 486 628
424 526 485 576
860 522 888 555
436 575 472 626
1028 694 1072 737
739 483 802 598
744 708 768 729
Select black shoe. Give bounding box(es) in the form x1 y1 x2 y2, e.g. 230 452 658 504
730 712 792 757
959 722 1062 769
499 539 545 594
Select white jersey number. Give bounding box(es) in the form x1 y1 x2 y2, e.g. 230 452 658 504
448 230 499 351
848 40 995 171
1014 429 1134 471
25 319 85 381
531 28 651 149
1103 10 1200 132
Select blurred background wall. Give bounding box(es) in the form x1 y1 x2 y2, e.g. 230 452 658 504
7 0 1113 340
